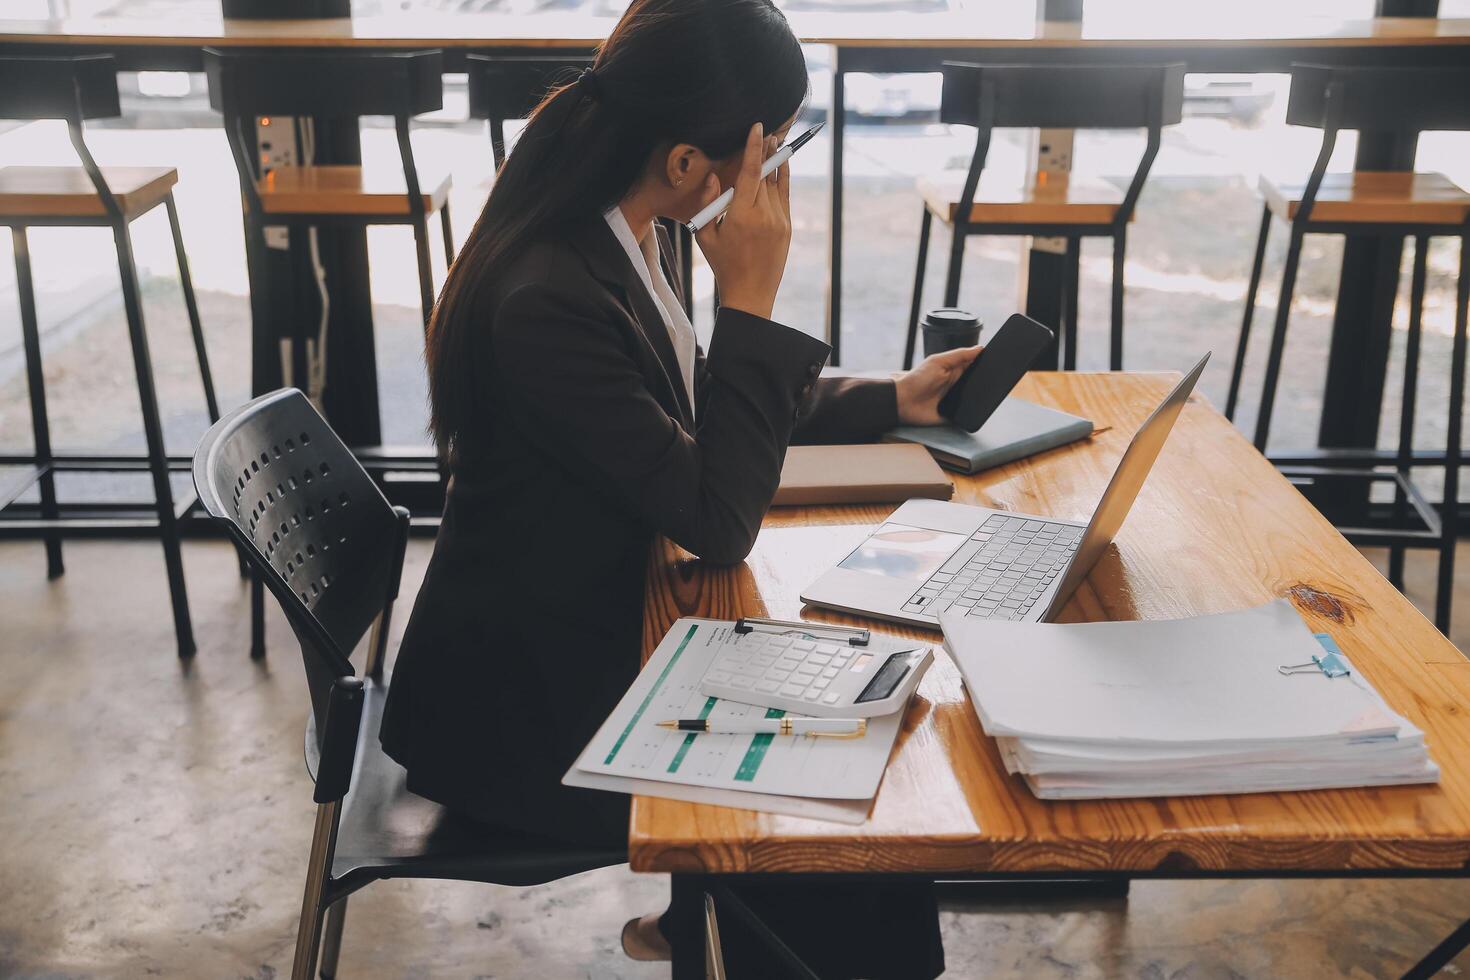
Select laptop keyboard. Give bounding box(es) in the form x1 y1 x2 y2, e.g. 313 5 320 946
901 514 1083 621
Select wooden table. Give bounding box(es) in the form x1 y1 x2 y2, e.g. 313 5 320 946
632 371 1470 977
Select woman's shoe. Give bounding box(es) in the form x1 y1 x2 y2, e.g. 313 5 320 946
621 912 673 962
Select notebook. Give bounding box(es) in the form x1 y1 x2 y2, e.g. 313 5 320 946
772 443 953 506
886 398 1093 474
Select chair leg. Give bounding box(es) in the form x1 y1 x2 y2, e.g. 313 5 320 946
941 221 966 308
291 801 339 980
1063 237 1080 372
165 193 220 423
1435 235 1469 635
251 572 266 660
1110 227 1126 371
1252 227 1305 452
1390 235 1428 591
1228 205 1272 421
114 221 195 658
412 215 435 329
905 206 933 369
319 897 348 980
439 202 455 267
12 227 64 579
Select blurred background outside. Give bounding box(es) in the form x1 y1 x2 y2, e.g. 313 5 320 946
3 0 1470 505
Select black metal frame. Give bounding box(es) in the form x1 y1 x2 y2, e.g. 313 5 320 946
1226 65 1470 633
903 62 1180 371
0 54 223 658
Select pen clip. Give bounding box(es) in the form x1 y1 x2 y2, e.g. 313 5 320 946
806 720 868 740
734 617 870 646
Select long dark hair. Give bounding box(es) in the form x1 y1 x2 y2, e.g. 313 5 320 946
425 0 809 459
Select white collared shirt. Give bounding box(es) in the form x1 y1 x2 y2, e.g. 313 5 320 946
603 206 698 419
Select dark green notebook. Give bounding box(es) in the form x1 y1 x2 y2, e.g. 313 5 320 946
886 397 1093 474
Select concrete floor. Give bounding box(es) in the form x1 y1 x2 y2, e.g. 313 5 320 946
5 537 1470 978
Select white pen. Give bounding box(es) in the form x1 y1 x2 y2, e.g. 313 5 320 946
657 716 866 739
684 121 824 234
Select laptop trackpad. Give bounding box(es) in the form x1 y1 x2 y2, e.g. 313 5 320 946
837 523 969 582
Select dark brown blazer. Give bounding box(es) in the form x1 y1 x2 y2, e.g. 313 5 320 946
380 215 897 843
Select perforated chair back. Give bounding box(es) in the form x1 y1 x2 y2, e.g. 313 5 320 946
465 54 592 169
193 389 409 740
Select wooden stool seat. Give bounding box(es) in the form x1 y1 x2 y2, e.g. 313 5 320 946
0 165 177 218
1259 171 1470 225
917 171 1132 226
256 164 451 216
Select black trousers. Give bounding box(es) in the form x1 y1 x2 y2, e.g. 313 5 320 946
457 797 945 979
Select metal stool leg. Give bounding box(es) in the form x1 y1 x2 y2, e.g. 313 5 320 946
1435 235 1469 634
165 193 220 423
1228 205 1272 421
12 227 64 579
1063 237 1081 371
905 206 933 369
412 214 435 329
114 221 195 658
319 897 348 979
1253 227 1306 452
439 202 455 267
1110 228 1127 371
1390 235 1428 591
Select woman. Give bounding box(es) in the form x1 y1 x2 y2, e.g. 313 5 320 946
381 0 975 973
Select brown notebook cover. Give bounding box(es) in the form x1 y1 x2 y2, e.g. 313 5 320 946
772 444 954 507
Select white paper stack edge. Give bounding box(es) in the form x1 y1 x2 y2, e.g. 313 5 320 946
940 600 1438 801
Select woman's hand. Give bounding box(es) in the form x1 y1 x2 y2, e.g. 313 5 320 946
693 122 791 321
895 346 982 425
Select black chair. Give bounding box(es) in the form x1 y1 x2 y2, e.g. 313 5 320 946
465 53 698 319
0 54 222 658
1226 64 1470 632
204 48 454 345
905 62 1184 370
193 388 624 980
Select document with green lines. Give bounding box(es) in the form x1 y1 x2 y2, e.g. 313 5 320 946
564 618 917 823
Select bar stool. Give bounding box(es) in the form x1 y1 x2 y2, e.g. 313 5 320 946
0 55 220 658
204 48 452 343
905 62 1184 370
1226 64 1470 633
205 47 451 659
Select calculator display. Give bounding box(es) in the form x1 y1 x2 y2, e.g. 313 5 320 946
855 651 916 704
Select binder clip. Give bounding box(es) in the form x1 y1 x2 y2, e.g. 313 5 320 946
1278 633 1352 678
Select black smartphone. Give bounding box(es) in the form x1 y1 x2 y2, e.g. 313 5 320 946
937 313 1055 432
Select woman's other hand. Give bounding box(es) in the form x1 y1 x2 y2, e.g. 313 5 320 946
895 346 981 426
693 122 791 321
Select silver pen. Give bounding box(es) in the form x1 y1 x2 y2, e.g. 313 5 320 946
684 122 824 234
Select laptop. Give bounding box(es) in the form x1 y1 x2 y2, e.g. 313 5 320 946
800 354 1210 629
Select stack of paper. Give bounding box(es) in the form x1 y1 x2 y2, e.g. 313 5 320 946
941 600 1438 800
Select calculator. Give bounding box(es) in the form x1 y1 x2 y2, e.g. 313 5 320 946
697 621 933 718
